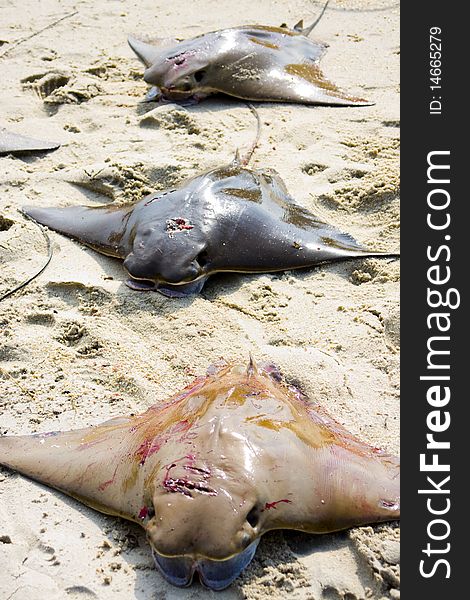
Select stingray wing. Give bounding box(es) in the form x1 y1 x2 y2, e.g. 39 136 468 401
0 416 143 520
245 378 399 535
225 59 372 106
210 28 372 106
280 62 373 106
0 377 210 522
129 25 371 106
22 204 132 258
0 128 60 155
0 376 210 521
128 36 179 67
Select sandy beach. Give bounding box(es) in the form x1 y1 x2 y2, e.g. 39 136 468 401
1 1 399 598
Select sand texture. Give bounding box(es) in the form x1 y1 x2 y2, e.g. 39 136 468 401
0 1 400 599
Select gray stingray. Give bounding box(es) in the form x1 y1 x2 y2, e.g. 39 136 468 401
128 16 372 106
22 162 398 297
0 358 400 590
0 127 60 155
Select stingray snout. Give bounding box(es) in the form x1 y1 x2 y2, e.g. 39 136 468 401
149 505 261 588
147 481 262 588
123 249 202 285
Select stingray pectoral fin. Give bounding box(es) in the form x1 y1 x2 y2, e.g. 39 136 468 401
0 128 60 155
319 449 400 530
263 443 399 534
302 222 398 262
257 397 399 535
279 63 372 106
22 204 131 257
128 36 166 67
217 62 371 106
0 417 140 520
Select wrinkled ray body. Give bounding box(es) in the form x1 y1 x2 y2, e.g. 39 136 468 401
23 164 397 297
0 359 400 590
0 128 60 155
128 22 372 106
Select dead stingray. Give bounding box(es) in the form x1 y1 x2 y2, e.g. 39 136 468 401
0 358 400 590
22 161 398 297
128 16 372 106
0 127 60 155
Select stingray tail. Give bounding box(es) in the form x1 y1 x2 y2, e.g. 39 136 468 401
21 204 132 257
295 0 331 37
232 104 262 167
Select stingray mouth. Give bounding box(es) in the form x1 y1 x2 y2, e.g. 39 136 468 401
125 277 158 292
159 85 195 100
152 539 260 590
142 72 195 100
144 85 194 102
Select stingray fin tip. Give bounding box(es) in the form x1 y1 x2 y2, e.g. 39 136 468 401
334 95 374 107
20 205 52 224
353 99 375 107
20 205 37 219
127 35 160 67
127 34 139 47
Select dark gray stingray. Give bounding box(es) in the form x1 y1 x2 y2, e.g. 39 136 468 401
22 163 398 297
0 128 60 155
128 18 372 106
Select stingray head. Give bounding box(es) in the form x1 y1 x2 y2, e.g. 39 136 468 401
129 36 215 100
123 215 208 286
145 464 261 590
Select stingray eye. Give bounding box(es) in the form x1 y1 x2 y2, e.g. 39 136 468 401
194 70 206 83
196 250 208 268
174 55 186 65
246 506 260 528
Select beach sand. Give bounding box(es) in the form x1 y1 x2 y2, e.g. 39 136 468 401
0 1 399 598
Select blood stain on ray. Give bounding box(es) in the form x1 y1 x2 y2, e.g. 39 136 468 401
262 498 293 511
162 460 217 497
136 420 193 466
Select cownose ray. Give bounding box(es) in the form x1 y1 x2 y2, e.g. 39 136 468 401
0 128 60 155
127 11 372 107
0 358 400 590
22 160 398 298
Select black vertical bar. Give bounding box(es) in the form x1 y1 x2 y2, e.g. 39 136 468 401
401 2 465 597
